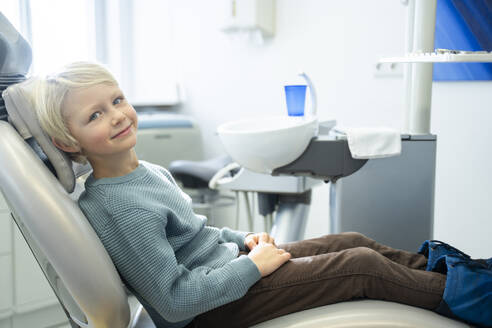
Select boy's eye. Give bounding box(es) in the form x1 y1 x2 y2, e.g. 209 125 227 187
113 96 124 105
89 111 101 122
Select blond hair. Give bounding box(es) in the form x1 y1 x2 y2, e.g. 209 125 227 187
32 61 119 163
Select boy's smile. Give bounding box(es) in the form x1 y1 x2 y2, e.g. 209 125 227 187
111 123 133 139
60 83 139 177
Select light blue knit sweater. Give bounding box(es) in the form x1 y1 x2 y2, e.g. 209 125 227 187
79 161 261 327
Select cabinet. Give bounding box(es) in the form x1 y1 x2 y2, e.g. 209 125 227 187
0 196 13 322
0 256 13 316
13 227 59 311
0 192 68 328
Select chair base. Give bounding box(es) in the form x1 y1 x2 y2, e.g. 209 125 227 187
129 296 156 328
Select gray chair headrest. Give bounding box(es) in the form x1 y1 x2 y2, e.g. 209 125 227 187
2 80 91 193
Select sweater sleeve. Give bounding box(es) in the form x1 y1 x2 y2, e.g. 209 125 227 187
111 208 261 323
218 227 250 252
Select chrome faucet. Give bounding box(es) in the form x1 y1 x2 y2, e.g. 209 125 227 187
298 72 317 118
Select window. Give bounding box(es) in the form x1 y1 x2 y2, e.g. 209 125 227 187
29 0 97 75
2 0 21 32
2 0 179 105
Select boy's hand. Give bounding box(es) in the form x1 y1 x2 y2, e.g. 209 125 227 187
245 232 275 251
247 234 291 277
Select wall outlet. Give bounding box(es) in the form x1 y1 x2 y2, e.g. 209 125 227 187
374 62 404 78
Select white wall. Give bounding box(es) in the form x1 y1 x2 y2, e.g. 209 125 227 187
161 0 491 257
431 82 492 258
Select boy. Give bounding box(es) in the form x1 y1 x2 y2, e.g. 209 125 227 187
32 62 491 328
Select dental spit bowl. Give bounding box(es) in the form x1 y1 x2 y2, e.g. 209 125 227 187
217 116 318 174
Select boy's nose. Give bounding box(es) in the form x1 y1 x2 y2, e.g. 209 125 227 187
111 109 126 125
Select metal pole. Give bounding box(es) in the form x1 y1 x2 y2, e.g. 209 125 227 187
402 0 415 133
406 0 437 134
94 0 109 65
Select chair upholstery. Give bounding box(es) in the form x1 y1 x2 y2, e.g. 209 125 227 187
252 300 471 328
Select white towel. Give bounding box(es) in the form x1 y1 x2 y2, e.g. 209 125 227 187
333 126 401 159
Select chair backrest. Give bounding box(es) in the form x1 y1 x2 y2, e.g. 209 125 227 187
0 13 131 328
1 85 131 328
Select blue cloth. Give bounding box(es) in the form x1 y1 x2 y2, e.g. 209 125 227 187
418 240 471 273
78 161 261 327
440 254 492 327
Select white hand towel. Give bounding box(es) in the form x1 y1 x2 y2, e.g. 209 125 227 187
333 126 401 159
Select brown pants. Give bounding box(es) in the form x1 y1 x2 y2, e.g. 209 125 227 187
191 232 446 328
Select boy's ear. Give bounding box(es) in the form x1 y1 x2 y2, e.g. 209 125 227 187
51 137 80 153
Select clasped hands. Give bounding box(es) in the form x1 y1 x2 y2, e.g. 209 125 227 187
245 232 291 277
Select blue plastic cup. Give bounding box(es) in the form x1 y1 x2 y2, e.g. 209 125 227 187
284 85 307 116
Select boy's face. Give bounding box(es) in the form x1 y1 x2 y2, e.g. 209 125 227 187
61 83 138 162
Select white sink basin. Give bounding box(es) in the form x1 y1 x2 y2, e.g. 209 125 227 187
217 116 318 174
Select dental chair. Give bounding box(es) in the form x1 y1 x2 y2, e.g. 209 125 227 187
0 85 472 328
0 14 471 328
